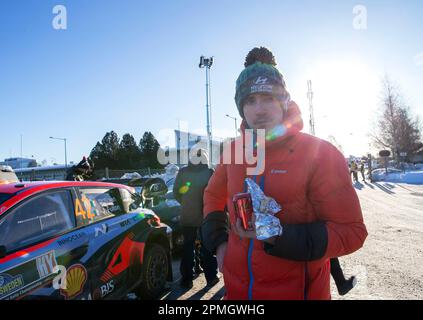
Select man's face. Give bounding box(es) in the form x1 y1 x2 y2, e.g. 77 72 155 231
243 93 284 131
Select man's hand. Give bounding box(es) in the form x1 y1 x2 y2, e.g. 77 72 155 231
233 218 256 239
216 242 227 273
232 216 277 244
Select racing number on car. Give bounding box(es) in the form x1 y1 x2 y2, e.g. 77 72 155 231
75 198 87 222
75 197 94 223
81 195 96 220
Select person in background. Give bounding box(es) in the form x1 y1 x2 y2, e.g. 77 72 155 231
173 149 219 289
360 162 366 182
350 160 358 183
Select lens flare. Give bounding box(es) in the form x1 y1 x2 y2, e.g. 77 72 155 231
135 212 145 221
179 185 189 194
266 124 287 141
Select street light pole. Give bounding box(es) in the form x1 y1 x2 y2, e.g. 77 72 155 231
50 136 67 169
64 138 67 169
199 56 214 167
20 134 23 169
226 114 238 137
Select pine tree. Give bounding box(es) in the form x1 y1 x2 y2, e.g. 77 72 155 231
118 133 142 169
90 131 121 169
139 132 163 169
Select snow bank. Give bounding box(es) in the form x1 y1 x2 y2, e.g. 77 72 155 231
121 172 142 179
372 169 423 184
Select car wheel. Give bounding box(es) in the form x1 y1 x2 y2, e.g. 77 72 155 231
136 243 169 300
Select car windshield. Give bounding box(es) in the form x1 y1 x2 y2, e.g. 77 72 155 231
0 193 13 205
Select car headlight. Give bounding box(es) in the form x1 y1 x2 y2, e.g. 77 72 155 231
171 215 181 223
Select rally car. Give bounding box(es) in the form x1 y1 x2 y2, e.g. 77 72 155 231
0 180 172 300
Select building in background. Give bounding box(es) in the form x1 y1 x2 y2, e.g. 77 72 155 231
169 130 223 167
0 157 37 169
14 164 69 181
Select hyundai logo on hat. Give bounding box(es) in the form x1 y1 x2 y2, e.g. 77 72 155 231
255 76 268 85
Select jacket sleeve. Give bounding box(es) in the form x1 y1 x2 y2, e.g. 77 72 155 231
265 142 367 261
308 143 367 258
201 164 229 254
264 221 328 261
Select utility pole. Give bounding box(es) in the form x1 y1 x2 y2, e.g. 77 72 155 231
307 80 315 136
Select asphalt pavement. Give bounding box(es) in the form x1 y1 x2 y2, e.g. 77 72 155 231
159 256 225 300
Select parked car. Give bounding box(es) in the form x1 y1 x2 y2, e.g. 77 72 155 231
0 180 172 300
103 177 184 253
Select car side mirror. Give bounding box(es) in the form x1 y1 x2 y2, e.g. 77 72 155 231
142 179 168 200
0 245 7 259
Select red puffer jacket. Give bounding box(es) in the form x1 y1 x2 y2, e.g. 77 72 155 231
202 101 367 300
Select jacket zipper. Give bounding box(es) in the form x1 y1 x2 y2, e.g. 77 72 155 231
247 239 254 300
246 175 265 300
246 177 255 300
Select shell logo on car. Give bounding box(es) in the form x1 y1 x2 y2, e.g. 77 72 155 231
60 264 88 299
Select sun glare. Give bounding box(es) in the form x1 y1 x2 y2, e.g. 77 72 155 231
302 59 380 156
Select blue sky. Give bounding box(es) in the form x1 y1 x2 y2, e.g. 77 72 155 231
1 0 422 164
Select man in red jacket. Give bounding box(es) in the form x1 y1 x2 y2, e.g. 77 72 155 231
201 47 367 300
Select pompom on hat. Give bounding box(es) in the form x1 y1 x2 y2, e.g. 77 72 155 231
235 47 291 118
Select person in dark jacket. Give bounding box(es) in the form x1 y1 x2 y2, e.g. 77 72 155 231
350 160 359 183
173 149 219 289
65 156 94 181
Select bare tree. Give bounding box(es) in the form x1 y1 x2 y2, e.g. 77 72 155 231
371 76 422 163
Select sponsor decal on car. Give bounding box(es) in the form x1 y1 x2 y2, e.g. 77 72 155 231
119 219 130 228
36 251 58 278
0 274 25 299
60 264 87 300
57 232 86 246
93 280 115 299
100 233 144 282
94 223 108 237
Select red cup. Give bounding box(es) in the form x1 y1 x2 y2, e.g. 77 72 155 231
233 193 253 231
